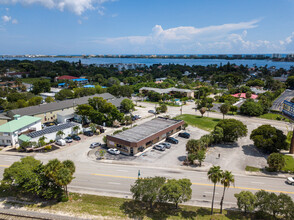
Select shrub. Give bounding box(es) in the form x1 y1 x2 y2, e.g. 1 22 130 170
44 145 52 151
267 153 285 172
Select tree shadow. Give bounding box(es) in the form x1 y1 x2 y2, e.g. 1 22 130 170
242 144 268 159
120 200 203 219
214 142 239 149
177 156 186 162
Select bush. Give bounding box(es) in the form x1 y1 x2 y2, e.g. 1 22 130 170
44 145 52 151
267 153 285 172
240 100 264 116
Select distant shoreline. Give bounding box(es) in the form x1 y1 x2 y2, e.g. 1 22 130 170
1 55 294 62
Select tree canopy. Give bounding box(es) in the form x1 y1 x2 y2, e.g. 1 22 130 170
214 119 247 142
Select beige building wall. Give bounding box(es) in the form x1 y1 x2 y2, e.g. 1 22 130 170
33 107 75 123
0 119 8 126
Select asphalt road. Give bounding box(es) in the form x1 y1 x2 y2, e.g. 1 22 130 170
271 89 294 111
0 102 293 210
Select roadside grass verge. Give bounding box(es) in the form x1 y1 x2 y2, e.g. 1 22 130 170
3 192 250 220
174 114 220 131
245 166 261 172
282 155 294 172
258 113 290 122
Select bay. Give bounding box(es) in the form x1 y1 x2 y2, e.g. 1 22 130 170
2 57 294 69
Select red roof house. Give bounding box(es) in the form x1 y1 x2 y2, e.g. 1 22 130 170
56 75 79 81
231 93 258 99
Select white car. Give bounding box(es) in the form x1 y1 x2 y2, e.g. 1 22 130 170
90 142 101 149
107 148 120 155
56 139 66 146
287 177 294 185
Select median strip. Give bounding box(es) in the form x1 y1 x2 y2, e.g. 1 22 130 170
91 173 294 195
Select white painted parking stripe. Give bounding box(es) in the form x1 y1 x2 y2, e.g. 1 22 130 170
116 170 128 172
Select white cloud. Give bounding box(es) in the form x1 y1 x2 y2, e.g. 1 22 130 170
92 20 294 53
1 15 11 22
12 18 18 24
0 0 116 15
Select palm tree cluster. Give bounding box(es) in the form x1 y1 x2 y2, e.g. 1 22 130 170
207 166 235 215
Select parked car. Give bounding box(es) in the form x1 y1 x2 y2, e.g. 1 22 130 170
64 137 73 143
287 177 294 185
148 110 156 114
166 137 179 144
161 142 171 149
84 131 94 136
107 148 120 155
56 139 66 146
71 134 81 141
153 144 165 151
134 115 141 119
179 132 190 139
90 142 101 149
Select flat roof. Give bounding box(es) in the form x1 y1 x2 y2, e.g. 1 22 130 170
8 93 115 117
139 87 193 93
0 116 41 133
110 117 183 143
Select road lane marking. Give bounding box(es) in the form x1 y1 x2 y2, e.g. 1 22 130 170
0 165 9 168
204 192 219 194
108 182 121 185
91 173 294 195
92 173 137 180
116 170 128 172
251 182 264 184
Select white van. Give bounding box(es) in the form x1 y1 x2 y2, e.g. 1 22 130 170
56 139 66 146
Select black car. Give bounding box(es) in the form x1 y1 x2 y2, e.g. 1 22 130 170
84 131 94 136
179 132 190 139
165 137 179 144
71 134 81 141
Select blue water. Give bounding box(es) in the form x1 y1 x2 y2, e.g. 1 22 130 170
2 57 294 69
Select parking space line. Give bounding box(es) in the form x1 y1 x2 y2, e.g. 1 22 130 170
90 173 294 195
108 182 121 185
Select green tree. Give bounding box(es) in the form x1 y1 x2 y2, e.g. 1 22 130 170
56 131 65 139
32 80 50 95
195 149 206 166
212 126 224 143
28 96 43 106
215 119 247 142
73 125 80 134
55 89 74 101
286 76 294 89
240 99 264 116
75 104 94 124
38 136 47 147
159 178 192 209
120 99 135 113
186 139 203 154
267 153 285 171
207 166 223 215
130 176 166 209
220 171 235 214
250 125 287 153
245 91 252 99
229 105 238 114
89 123 97 134
234 191 256 214
45 96 55 103
220 103 230 119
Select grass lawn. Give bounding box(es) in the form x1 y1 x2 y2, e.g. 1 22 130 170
258 113 290 122
282 155 294 172
245 166 261 172
174 114 221 131
14 193 250 220
21 78 50 84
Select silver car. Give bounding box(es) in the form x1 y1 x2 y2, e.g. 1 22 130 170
287 177 294 185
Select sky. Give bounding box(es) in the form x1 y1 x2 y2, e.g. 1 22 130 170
0 0 294 55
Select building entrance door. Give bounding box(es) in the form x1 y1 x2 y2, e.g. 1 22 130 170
130 147 134 156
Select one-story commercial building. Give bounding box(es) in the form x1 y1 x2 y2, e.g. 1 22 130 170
107 117 184 156
19 122 82 144
6 93 116 123
139 87 194 98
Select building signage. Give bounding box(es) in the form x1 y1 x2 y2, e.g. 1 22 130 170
282 100 294 119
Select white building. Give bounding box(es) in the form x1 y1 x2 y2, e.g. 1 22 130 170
19 122 82 144
57 108 75 124
0 115 41 147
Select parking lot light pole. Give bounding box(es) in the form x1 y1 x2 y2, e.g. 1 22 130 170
138 170 141 178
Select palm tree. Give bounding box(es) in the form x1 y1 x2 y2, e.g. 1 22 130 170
89 123 97 134
56 130 65 139
220 171 235 214
207 166 223 215
73 125 79 134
